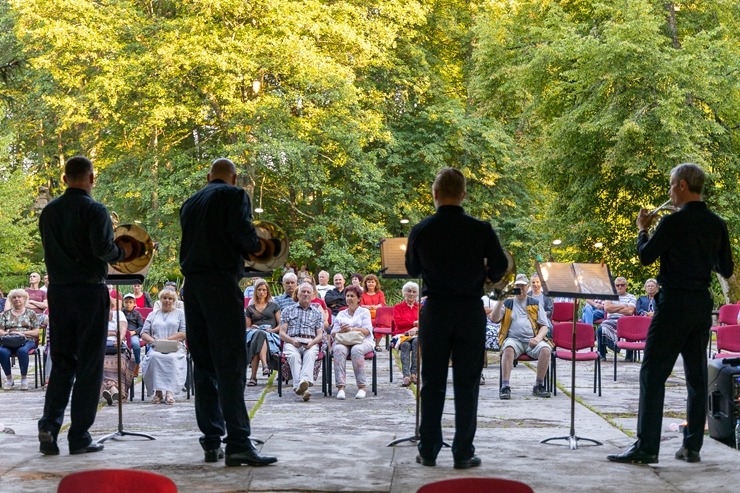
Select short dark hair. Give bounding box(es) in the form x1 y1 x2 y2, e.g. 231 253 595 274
64 156 94 181
344 285 362 299
671 163 705 194
432 167 466 200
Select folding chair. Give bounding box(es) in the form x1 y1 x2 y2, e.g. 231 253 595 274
613 316 650 381
550 322 601 396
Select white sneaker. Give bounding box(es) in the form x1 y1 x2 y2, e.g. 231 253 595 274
355 388 366 399
3 380 13 390
302 389 311 402
336 389 346 400
20 380 29 391
296 380 309 396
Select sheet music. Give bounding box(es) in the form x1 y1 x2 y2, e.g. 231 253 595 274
573 263 614 296
380 237 409 277
537 261 617 300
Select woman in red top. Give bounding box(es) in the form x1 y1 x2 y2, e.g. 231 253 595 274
392 282 420 386
361 274 386 349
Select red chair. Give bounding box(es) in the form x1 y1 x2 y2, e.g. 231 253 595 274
550 322 601 396
373 306 395 380
552 301 576 323
243 297 251 309
135 307 153 321
709 304 740 357
417 477 533 493
57 469 177 492
613 316 651 381
714 325 740 359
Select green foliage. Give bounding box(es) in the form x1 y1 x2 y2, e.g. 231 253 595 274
0 167 40 291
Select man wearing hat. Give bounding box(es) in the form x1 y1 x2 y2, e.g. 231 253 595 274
490 273 552 400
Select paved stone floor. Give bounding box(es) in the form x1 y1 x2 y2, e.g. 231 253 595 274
1 349 738 492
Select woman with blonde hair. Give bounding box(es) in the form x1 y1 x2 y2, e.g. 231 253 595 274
0 289 40 390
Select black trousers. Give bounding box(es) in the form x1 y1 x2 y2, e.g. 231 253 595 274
38 283 109 450
185 272 252 455
418 297 485 461
636 288 711 454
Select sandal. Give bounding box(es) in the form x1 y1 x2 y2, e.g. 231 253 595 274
151 391 163 404
375 345 383 352
410 375 418 384
164 391 175 405
401 376 411 387
248 378 258 387
262 367 271 376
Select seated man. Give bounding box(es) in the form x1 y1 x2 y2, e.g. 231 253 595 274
278 282 324 402
122 293 144 369
274 272 298 311
596 276 636 361
636 278 657 317
490 274 551 400
324 273 348 316
581 299 605 325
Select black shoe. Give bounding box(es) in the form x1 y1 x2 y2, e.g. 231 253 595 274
499 386 511 400
70 443 104 455
224 448 277 467
607 443 658 464
532 384 551 398
204 447 225 463
675 447 700 463
415 454 436 467
38 431 59 456
454 456 482 469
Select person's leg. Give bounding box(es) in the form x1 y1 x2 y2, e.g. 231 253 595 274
300 345 319 385
130 335 141 364
66 285 109 450
283 344 302 389
500 343 517 382
349 342 373 388
259 341 269 369
450 305 485 462
333 343 349 388
418 299 452 462
399 341 411 377
0 347 12 379
581 304 594 324
681 325 709 452
17 340 35 377
410 338 418 378
534 346 550 381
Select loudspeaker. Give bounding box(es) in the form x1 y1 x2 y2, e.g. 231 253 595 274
707 357 740 446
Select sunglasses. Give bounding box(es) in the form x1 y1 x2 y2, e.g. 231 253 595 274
615 284 626 287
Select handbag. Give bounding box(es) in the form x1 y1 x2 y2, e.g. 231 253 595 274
0 334 27 350
334 330 365 346
152 340 180 354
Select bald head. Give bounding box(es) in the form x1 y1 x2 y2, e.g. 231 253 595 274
207 158 237 185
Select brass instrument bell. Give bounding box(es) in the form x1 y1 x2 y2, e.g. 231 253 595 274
245 221 290 272
110 224 155 274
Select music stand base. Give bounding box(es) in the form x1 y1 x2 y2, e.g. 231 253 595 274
541 434 602 450
98 429 156 444
387 435 450 448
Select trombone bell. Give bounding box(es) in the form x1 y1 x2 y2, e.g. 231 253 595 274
245 221 290 273
485 251 518 299
110 224 155 275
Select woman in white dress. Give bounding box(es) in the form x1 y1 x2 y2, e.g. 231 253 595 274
140 290 186 404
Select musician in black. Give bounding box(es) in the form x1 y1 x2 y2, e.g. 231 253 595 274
180 158 277 467
38 156 131 456
608 163 733 465
406 167 509 469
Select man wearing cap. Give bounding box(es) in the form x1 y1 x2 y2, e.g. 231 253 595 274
490 273 552 400
406 167 508 470
122 293 144 369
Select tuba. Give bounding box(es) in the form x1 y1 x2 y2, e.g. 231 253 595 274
485 251 518 300
245 221 290 272
110 222 155 275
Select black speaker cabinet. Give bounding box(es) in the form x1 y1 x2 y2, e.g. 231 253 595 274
707 357 740 446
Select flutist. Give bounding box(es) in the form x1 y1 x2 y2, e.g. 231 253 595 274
608 163 733 465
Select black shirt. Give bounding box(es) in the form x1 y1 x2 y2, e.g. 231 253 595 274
324 288 347 316
179 179 261 277
637 201 733 290
39 187 125 285
406 205 509 299
123 308 144 335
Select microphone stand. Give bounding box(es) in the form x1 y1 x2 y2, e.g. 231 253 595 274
98 275 155 445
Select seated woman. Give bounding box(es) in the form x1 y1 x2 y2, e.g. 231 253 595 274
140 290 187 405
246 279 281 386
0 289 40 390
392 282 420 387
331 285 374 399
101 293 133 405
361 274 386 349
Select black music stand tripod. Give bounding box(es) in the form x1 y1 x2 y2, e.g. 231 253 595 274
98 273 155 445
537 261 617 450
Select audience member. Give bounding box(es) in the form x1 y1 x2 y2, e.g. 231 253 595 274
140 290 187 404
243 278 262 299
581 298 605 325
101 294 128 406
491 274 551 400
636 278 658 317
278 282 324 401
40 274 49 292
0 289 40 390
527 273 553 331
122 293 144 368
153 284 184 312
132 282 152 308
331 285 374 399
597 276 636 361
324 273 348 316
25 272 48 325
246 279 281 386
392 282 420 387
350 273 364 289
274 272 298 311
316 271 332 300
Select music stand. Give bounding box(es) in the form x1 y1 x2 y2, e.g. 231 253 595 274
98 272 156 444
537 261 618 450
379 238 449 449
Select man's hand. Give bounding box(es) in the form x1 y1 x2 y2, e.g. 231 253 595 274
637 208 655 232
528 337 540 348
